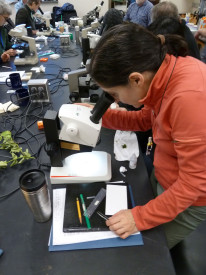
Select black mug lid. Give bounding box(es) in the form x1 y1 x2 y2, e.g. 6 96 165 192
19 169 46 192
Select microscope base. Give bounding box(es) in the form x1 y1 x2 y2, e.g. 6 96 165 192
14 56 38 65
36 30 53 36
50 151 112 185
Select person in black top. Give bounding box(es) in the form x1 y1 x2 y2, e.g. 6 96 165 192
148 16 200 60
15 0 40 36
150 1 200 60
99 8 124 36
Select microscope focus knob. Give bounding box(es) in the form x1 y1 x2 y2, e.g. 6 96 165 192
69 92 79 103
66 124 78 137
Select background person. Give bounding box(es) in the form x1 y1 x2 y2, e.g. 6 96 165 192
195 28 206 63
15 0 28 13
123 0 153 28
150 1 200 59
99 8 124 36
87 23 206 249
195 27 206 39
0 0 16 63
127 0 159 6
148 16 185 37
15 0 41 36
148 16 200 60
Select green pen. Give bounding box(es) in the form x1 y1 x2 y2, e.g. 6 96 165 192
80 194 91 229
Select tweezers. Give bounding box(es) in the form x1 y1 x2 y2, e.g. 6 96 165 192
97 211 109 221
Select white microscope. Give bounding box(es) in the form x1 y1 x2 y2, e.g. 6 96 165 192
9 25 38 66
43 92 114 186
35 11 53 36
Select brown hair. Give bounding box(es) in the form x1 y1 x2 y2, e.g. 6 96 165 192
151 1 179 22
27 0 40 5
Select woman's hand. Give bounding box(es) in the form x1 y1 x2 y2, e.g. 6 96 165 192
106 209 139 239
1 52 10 62
75 103 94 109
195 28 206 40
4 49 17 57
32 30 37 35
75 102 127 111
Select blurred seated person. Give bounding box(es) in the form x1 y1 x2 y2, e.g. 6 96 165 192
148 16 200 59
99 8 124 35
3 17 15 41
150 1 200 59
124 0 153 28
0 0 17 63
15 0 28 13
148 16 184 36
195 28 206 39
195 28 206 63
15 0 40 36
127 0 159 6
148 0 160 5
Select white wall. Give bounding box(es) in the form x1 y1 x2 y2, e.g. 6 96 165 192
9 0 110 23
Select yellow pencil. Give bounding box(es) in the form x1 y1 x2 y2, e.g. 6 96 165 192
76 197 82 224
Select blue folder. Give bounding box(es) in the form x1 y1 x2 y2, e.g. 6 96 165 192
49 227 143 251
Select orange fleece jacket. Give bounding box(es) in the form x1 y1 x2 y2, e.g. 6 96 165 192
102 54 206 231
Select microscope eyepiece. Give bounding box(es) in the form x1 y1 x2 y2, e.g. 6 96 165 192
90 92 114 124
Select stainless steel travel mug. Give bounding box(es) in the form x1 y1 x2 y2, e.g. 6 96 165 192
19 169 52 222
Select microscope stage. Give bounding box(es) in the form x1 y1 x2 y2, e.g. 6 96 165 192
50 151 112 184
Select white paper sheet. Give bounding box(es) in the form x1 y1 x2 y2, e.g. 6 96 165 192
52 189 137 246
105 185 128 215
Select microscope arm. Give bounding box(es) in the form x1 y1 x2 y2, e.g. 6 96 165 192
14 35 38 65
21 35 37 52
81 21 100 38
68 68 87 94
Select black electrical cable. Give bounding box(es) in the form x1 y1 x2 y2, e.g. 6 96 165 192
15 102 52 136
36 141 51 169
23 103 41 164
0 187 20 200
50 82 69 94
16 132 45 145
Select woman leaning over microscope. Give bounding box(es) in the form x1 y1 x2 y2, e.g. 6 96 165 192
86 23 206 249
0 0 16 63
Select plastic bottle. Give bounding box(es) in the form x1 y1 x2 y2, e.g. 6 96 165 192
129 153 137 169
75 25 80 45
185 13 190 24
64 24 69 33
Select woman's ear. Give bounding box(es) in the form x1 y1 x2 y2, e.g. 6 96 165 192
128 72 144 87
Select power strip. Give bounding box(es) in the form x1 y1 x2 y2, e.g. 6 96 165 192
28 79 51 102
60 35 70 47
